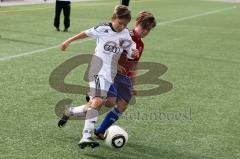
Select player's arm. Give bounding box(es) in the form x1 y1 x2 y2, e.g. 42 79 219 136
61 24 102 51
61 32 88 51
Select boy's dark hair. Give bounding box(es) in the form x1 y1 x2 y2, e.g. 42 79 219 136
135 11 156 30
112 5 131 21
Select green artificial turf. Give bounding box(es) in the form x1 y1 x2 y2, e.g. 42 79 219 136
0 0 240 158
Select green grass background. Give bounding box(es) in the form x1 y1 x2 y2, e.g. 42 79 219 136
0 0 240 158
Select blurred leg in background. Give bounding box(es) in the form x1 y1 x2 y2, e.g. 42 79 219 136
54 0 62 31
63 1 71 32
120 0 130 6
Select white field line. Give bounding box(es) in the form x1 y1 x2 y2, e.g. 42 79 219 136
0 6 237 62
157 6 236 26
0 38 93 61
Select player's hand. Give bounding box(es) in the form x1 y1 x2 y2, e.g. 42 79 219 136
61 41 70 51
117 64 127 74
131 49 140 59
131 89 137 96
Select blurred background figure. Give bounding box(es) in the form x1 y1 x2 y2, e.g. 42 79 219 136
54 0 71 32
120 0 130 6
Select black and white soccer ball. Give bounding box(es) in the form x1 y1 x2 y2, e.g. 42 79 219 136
104 125 128 148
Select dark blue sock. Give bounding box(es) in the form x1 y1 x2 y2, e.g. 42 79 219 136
95 107 122 133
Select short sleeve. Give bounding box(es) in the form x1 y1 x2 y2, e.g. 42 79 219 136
84 27 100 38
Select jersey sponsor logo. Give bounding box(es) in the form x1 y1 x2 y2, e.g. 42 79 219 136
104 41 121 54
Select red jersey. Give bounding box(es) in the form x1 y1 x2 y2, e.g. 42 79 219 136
118 29 144 77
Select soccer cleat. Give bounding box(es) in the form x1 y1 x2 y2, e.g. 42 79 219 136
57 105 71 127
56 28 60 32
94 129 106 140
78 137 100 149
57 115 69 127
63 28 68 32
85 94 90 102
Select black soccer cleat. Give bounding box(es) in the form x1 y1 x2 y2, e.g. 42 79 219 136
94 129 106 140
58 115 69 128
78 137 100 149
85 94 90 102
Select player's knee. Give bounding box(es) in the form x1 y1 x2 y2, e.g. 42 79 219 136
105 97 117 107
117 98 129 113
105 100 115 107
91 97 105 109
117 104 128 113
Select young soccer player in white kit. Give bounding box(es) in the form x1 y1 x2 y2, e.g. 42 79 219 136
60 5 139 149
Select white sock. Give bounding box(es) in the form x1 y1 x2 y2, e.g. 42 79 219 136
82 107 99 139
69 105 86 117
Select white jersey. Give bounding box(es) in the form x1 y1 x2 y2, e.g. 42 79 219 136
84 22 136 83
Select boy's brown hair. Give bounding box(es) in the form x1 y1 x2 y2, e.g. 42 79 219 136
112 5 131 21
135 11 156 30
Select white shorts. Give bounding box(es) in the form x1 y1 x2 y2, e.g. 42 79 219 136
88 75 112 98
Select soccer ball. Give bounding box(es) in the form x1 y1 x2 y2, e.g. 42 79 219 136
104 125 128 148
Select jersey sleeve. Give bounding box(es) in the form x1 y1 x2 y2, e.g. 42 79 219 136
84 27 99 38
84 23 109 38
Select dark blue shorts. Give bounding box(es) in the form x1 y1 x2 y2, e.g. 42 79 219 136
107 73 132 103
